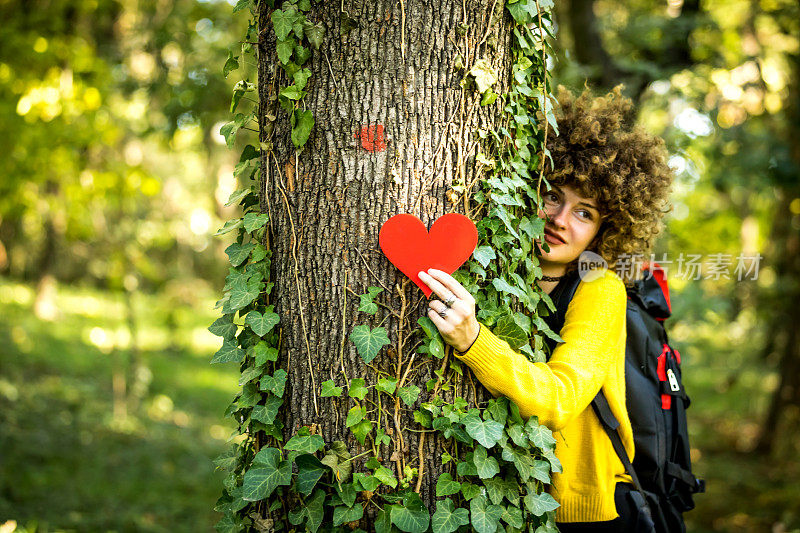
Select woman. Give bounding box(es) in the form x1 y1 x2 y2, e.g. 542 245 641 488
418 84 673 531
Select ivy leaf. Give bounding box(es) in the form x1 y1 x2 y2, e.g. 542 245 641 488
294 454 327 495
501 504 523 529
435 473 461 497
238 382 260 408
469 58 498 93
480 89 498 106
431 498 469 533
417 316 439 339
293 68 312 90
209 315 237 340
463 414 504 449
501 443 533 482
294 44 311 65
543 447 562 473
252 341 279 366
304 22 325 49
260 369 287 397
469 494 504 533
358 286 382 314
489 204 519 238
291 109 315 148
280 84 305 101
350 325 390 364
525 417 557 450
219 113 249 149
245 309 280 337
532 459 551 484
228 277 261 311
413 409 432 428
223 50 239 78
211 339 245 364
242 448 292 501
321 446 352 483
285 434 325 454
232 0 253 13
251 395 282 425
351 419 373 445
376 376 398 395
214 513 237 533
460 481 481 500
276 39 293 64
225 242 255 267
390 501 430 533
271 9 295 40
243 212 269 232
224 187 253 208
321 379 343 397
288 488 325 532
333 503 364 526
346 406 366 427
215 218 242 236
348 378 368 400
456 453 478 476
373 466 397 488
473 245 496 268
354 472 381 492
472 445 500 479
492 314 528 350
239 365 262 386
482 477 506 506
398 385 421 407
523 492 560 516
250 244 268 263
485 398 508 426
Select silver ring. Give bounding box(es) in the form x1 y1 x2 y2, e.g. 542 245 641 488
444 293 457 308
438 308 448 318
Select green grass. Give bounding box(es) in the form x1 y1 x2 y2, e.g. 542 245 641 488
0 277 240 532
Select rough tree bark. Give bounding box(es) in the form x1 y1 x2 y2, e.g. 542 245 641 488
256 0 514 520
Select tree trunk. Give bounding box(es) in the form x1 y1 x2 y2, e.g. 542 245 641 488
257 0 513 520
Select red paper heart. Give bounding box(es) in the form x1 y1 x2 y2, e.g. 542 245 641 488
379 213 478 297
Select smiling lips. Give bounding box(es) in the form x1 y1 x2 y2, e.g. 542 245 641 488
544 228 566 245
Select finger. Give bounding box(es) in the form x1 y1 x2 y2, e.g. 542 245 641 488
428 299 453 320
426 269 472 301
418 270 452 301
427 306 453 334
430 297 466 321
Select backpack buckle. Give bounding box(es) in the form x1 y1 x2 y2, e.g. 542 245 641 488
666 368 681 392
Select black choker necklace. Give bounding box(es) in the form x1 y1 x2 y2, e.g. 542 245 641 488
541 274 566 282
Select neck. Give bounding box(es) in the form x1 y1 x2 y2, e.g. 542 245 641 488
538 260 568 295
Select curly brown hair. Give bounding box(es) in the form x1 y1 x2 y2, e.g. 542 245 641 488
542 84 674 286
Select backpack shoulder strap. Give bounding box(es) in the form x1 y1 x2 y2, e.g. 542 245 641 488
591 391 651 499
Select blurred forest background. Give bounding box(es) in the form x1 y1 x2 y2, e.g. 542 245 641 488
0 0 798 531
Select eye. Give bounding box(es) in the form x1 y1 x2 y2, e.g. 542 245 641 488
578 210 593 220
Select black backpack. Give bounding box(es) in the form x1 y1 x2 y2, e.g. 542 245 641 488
542 263 705 533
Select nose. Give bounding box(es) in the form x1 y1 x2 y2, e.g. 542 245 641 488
547 205 569 229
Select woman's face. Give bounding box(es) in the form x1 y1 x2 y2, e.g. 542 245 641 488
534 184 603 267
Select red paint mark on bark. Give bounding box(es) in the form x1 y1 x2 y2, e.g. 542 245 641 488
355 125 387 152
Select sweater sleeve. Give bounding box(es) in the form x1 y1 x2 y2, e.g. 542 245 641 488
453 271 627 431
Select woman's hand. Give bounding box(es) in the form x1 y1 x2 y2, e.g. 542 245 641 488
419 269 481 353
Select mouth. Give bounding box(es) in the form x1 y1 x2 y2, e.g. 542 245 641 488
544 228 566 245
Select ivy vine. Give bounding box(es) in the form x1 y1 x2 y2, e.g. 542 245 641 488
209 1 565 532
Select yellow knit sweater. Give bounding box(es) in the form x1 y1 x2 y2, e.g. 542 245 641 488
454 269 634 523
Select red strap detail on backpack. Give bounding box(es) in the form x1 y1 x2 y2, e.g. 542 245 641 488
672 347 681 365
642 261 672 314
657 344 672 410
